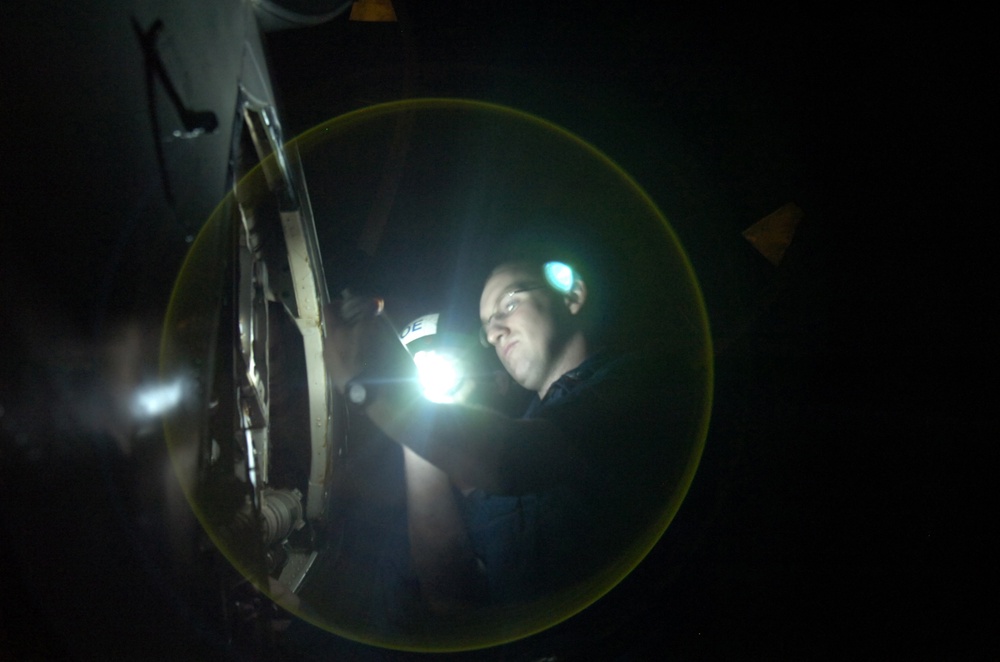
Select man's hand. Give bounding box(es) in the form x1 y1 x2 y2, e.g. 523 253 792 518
323 294 381 394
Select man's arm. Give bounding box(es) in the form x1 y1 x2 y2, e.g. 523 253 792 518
324 299 582 494
367 390 580 494
402 446 486 611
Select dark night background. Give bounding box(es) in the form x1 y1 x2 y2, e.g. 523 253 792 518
1 2 994 659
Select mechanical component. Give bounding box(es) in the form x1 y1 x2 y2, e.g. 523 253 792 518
260 488 305 546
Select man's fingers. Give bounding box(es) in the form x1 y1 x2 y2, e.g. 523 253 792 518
342 296 384 324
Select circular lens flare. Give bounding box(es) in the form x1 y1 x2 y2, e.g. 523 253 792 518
164 98 713 653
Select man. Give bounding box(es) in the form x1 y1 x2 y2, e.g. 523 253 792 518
324 254 699 609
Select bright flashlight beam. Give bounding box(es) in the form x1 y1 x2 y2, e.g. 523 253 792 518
413 350 463 403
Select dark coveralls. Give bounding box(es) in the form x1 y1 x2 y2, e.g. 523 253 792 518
460 348 698 605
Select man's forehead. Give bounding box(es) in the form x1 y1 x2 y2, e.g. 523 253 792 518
479 266 538 311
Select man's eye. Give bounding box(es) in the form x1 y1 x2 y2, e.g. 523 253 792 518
504 300 518 313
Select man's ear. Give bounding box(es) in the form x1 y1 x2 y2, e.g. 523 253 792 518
564 279 587 315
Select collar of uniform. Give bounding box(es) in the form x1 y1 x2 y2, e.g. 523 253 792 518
523 350 608 417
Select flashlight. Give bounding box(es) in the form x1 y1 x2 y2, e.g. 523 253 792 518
398 312 474 404
412 349 464 403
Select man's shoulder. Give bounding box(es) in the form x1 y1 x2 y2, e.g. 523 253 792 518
529 344 705 451
577 344 692 389
533 345 684 414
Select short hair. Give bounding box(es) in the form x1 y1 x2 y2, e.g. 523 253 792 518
473 208 703 355
486 225 602 291
484 227 610 344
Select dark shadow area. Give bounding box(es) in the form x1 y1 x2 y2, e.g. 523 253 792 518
2 1 992 659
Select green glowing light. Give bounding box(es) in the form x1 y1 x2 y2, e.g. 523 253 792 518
543 261 575 294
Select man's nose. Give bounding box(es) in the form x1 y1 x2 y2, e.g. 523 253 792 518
486 321 508 347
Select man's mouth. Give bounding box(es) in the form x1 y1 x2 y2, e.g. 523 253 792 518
502 340 518 359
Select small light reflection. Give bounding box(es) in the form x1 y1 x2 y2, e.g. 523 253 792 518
245 428 258 491
131 379 185 419
544 261 575 293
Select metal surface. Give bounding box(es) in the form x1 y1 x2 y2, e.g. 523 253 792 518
251 0 354 31
1 1 335 657
237 99 335 523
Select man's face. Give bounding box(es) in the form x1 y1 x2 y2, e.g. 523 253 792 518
479 265 566 393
